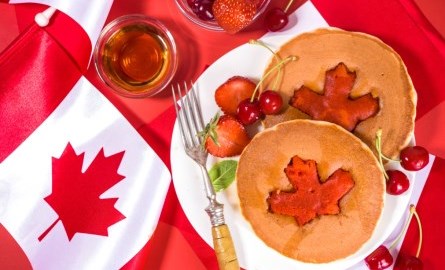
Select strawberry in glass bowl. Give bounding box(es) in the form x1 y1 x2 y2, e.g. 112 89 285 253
175 0 271 33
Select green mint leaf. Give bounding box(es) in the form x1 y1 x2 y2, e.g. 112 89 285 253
209 160 238 192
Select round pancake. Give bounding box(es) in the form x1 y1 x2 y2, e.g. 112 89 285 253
237 119 385 263
262 28 416 159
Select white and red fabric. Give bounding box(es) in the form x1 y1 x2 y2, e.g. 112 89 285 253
9 0 113 51
0 1 171 269
1 0 445 269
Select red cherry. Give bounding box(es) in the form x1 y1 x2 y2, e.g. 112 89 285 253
259 90 283 114
365 245 394 270
400 146 429 171
394 254 423 270
264 8 289 31
386 170 410 195
237 98 263 125
187 0 215 21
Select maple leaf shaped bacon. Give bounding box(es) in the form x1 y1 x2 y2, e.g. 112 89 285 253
38 143 126 241
289 62 380 132
267 155 355 226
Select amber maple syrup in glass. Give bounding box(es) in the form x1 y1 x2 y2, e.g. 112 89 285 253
95 15 177 97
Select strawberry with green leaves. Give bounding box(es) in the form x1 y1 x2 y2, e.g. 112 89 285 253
200 113 250 157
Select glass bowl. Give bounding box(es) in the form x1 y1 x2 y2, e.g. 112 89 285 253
175 0 271 31
94 15 178 98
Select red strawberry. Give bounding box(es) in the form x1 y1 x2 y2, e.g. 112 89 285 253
201 114 250 157
238 0 263 7
212 0 258 34
215 76 257 116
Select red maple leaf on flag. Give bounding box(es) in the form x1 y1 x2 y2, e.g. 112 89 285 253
38 143 126 241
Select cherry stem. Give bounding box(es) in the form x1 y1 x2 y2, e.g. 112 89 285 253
249 40 282 91
375 129 400 162
249 55 298 103
375 129 389 179
389 204 423 259
390 205 414 250
412 205 423 258
375 129 403 180
284 0 296 13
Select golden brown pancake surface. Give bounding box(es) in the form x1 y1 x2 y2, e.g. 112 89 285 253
236 120 385 263
262 28 416 159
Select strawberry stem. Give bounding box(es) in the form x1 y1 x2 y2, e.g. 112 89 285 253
249 39 283 90
284 0 296 13
249 55 298 103
198 112 221 148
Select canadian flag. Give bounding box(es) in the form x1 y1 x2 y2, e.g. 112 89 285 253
0 1 170 269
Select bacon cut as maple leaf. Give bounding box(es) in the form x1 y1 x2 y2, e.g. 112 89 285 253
267 155 355 226
289 62 379 131
38 143 126 241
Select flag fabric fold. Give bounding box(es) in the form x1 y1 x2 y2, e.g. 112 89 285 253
0 1 171 269
0 23 81 163
9 0 113 54
2 0 444 268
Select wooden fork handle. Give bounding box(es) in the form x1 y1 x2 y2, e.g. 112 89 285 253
212 224 239 270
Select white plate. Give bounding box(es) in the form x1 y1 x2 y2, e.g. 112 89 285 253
170 5 415 270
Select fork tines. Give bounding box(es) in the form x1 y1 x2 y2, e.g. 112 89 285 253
172 82 205 149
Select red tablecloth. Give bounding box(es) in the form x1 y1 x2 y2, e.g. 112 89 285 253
1 0 444 269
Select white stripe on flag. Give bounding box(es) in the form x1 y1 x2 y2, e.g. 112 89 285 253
0 76 171 269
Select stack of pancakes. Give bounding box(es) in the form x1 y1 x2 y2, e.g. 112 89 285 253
236 28 416 263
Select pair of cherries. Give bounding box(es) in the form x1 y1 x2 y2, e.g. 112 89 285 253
366 145 428 270
366 245 423 270
237 90 283 125
375 129 429 196
386 146 429 195
366 206 424 270
237 46 296 126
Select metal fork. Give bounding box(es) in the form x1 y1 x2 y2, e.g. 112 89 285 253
172 82 239 270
